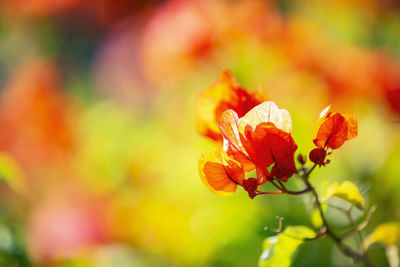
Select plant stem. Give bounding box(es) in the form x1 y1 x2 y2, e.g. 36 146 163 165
339 206 376 242
271 179 311 195
301 167 374 267
346 206 363 248
255 190 284 195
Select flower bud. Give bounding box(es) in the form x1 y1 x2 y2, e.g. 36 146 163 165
297 154 306 165
309 148 327 166
243 178 258 199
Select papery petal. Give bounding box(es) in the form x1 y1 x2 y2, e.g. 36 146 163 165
242 122 297 181
197 71 239 141
313 113 348 149
256 166 267 185
241 123 275 176
225 144 255 172
221 151 245 186
267 125 298 180
313 116 332 148
198 148 243 196
270 166 296 182
219 109 255 172
197 70 266 141
238 101 292 135
219 109 243 153
343 114 358 140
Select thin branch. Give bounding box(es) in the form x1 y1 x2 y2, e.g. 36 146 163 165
301 175 374 266
304 163 317 179
328 203 349 213
277 179 285 190
271 180 284 191
255 190 284 195
274 178 311 195
340 205 377 242
258 160 375 266
280 231 326 242
285 187 312 195
346 206 363 248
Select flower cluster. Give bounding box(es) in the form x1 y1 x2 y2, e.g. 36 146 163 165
198 71 358 199
309 106 358 166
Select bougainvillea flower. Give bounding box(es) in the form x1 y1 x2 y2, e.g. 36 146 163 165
218 101 298 182
197 70 267 141
198 147 244 196
199 99 298 198
313 106 358 149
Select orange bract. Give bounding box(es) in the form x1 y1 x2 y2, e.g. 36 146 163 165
198 147 244 196
219 101 298 182
197 70 267 141
313 106 358 149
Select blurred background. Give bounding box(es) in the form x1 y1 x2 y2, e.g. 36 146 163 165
0 0 399 266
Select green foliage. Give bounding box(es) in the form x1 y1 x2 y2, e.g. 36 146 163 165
364 222 400 249
364 222 400 267
259 226 315 267
310 202 327 228
0 221 31 266
323 181 365 209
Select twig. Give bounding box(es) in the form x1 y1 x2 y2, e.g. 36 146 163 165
272 178 312 195
347 206 363 248
255 190 284 195
328 203 350 213
340 206 377 242
301 174 374 267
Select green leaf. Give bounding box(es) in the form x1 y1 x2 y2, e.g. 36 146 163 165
323 181 365 209
259 226 315 267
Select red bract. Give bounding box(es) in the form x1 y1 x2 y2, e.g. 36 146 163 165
199 101 298 198
309 148 327 166
313 106 358 150
197 70 267 141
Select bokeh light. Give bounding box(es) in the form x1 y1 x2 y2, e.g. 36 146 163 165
0 0 399 266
